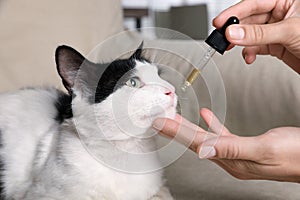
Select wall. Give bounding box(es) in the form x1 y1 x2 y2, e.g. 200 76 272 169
122 0 240 36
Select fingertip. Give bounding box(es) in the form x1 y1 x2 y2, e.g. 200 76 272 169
200 108 214 126
245 54 256 64
226 25 245 43
199 146 217 159
212 17 222 28
213 9 232 29
226 44 235 51
200 108 212 117
175 114 183 122
152 118 167 131
242 48 257 64
200 107 209 112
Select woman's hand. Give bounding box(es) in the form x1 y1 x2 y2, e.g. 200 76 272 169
153 108 300 183
214 0 300 73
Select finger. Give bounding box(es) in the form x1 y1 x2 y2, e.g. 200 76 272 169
242 46 269 56
200 108 230 136
213 0 276 28
281 51 300 74
226 44 235 51
152 118 180 138
242 46 259 64
240 13 271 25
153 118 215 152
242 44 289 60
203 135 261 161
241 44 300 73
225 22 289 46
242 46 270 64
174 114 203 131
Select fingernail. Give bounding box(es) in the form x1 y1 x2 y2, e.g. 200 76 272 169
152 119 165 130
244 54 249 63
199 146 216 159
228 26 245 40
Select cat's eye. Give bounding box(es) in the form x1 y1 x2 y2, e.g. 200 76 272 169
126 77 142 88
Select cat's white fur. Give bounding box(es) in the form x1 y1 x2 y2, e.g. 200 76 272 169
0 60 177 200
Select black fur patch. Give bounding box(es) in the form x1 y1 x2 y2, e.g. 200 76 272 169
94 58 138 103
55 92 73 123
93 42 149 103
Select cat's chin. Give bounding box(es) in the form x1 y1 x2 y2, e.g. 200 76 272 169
120 107 177 140
114 106 177 139
155 106 176 120
143 105 177 127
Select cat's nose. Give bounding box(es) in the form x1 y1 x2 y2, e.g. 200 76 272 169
164 91 174 97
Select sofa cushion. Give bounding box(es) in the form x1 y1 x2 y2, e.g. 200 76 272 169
0 0 122 91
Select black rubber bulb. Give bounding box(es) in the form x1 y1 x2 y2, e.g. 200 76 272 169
220 16 239 34
205 16 240 54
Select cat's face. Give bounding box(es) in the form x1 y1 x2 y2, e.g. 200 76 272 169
56 44 177 140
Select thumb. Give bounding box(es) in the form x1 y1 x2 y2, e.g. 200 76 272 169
199 135 260 161
225 21 289 46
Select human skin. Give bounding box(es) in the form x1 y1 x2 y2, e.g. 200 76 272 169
214 0 300 73
153 108 300 183
153 0 300 182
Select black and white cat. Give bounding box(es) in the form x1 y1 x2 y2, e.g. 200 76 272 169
0 44 177 200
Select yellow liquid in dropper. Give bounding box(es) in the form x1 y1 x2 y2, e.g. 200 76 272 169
181 46 216 92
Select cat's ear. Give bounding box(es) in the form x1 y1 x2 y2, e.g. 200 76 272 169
55 45 85 93
130 41 144 60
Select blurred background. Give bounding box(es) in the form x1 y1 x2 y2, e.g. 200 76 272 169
1 1 300 199
123 0 239 39
0 0 240 92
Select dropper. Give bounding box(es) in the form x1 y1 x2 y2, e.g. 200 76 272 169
181 16 239 92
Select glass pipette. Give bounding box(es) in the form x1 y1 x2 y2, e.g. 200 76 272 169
181 16 239 92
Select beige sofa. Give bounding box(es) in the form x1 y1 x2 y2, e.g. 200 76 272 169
1 0 300 199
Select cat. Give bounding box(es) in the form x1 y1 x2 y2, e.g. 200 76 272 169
0 43 177 200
